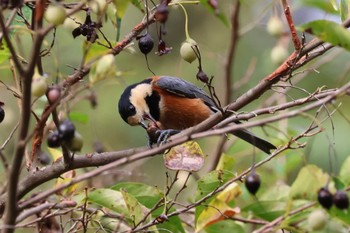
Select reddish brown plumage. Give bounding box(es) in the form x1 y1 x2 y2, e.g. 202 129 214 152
151 76 211 130
118 76 276 154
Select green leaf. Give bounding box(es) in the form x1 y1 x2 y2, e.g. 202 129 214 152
112 182 185 233
69 112 89 124
340 0 349 22
120 189 149 224
112 182 163 208
96 213 131 232
12 5 32 27
282 208 312 227
87 188 128 216
195 170 234 200
330 0 340 11
330 204 350 224
260 183 290 201
215 153 235 171
339 156 350 185
300 0 339 14
130 0 144 13
196 198 240 232
333 176 345 190
289 165 329 200
199 0 229 26
83 41 110 64
195 170 234 219
0 43 10 65
113 0 131 19
205 220 245 233
298 20 350 51
242 201 286 221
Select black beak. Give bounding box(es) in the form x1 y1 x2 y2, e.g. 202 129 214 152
139 120 148 129
140 113 158 129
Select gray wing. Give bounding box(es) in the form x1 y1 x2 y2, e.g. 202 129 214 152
155 76 276 154
155 76 217 111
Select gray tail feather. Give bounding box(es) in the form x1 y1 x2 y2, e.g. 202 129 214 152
231 129 276 154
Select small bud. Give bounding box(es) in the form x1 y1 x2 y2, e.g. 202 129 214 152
267 16 284 37
47 85 62 104
308 209 327 231
31 73 48 98
44 4 67 26
270 45 288 65
180 39 197 63
196 69 209 83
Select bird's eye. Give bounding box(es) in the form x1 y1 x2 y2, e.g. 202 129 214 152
128 105 135 113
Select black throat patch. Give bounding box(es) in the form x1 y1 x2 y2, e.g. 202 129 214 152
145 91 161 121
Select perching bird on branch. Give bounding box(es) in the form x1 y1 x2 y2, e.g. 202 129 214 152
118 76 276 154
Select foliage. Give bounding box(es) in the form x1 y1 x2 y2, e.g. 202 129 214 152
0 0 350 232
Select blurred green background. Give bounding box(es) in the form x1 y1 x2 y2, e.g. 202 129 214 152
0 0 350 191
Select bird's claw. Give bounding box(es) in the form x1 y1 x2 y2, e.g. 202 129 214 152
156 129 180 146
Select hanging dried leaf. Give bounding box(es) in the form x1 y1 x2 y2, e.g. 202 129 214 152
164 141 205 171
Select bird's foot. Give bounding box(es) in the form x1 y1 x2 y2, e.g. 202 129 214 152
156 129 180 146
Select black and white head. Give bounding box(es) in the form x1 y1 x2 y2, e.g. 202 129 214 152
118 79 159 128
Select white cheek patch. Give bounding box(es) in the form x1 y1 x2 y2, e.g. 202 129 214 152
129 83 153 123
127 115 140 125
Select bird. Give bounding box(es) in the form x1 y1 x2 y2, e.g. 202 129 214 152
118 76 276 154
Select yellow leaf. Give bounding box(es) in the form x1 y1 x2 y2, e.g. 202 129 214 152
216 182 242 203
113 0 130 18
47 147 62 161
55 170 77 196
196 198 240 232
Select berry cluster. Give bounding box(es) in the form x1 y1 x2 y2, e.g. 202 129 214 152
318 187 349 210
47 119 83 152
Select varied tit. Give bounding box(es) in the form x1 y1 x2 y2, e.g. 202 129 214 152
118 76 276 154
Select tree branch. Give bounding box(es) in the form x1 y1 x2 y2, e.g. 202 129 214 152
9 83 348 213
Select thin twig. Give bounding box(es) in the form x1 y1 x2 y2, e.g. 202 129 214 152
255 202 315 233
1 82 343 213
0 10 24 76
211 0 241 172
224 1 241 105
281 0 301 50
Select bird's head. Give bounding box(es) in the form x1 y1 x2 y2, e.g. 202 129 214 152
118 79 158 129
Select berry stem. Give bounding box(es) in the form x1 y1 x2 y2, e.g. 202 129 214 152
177 3 190 41
169 1 200 6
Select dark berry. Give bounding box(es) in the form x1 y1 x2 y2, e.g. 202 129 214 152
47 131 61 148
333 190 349 210
0 106 4 123
58 120 75 141
245 172 261 195
138 33 154 55
317 187 333 209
